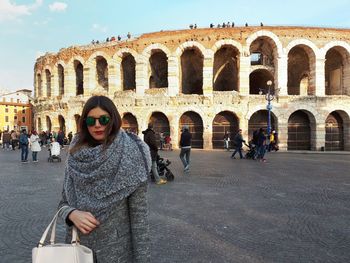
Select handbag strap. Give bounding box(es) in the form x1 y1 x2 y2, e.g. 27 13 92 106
38 207 79 247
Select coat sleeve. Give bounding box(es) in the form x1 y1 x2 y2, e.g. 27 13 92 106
128 182 150 263
58 166 76 226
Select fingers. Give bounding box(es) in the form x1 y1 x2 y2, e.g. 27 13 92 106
69 210 100 235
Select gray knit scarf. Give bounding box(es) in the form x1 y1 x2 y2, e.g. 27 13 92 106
63 129 151 222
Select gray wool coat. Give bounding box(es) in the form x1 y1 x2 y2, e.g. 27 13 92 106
59 181 150 263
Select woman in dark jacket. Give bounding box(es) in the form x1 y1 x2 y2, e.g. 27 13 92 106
58 95 151 263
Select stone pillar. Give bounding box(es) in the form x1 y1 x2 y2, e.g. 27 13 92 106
239 54 250 96
167 56 180 96
344 119 350 151
277 55 288 96
84 66 95 96
136 55 147 96
203 50 214 96
114 57 122 93
315 58 326 96
64 67 75 97
343 60 350 95
108 59 118 96
239 116 249 144
314 121 325 151
170 117 179 149
203 115 213 149
278 121 288 151
51 71 59 97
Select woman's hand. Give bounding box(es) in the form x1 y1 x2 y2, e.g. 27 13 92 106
68 210 100 235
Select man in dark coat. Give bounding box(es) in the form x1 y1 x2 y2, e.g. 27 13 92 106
142 123 166 185
231 129 245 159
179 125 192 172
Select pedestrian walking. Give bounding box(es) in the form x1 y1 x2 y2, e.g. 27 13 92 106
142 123 167 185
10 130 18 150
179 125 192 172
231 129 245 159
19 129 29 162
2 130 11 150
256 128 267 162
30 130 41 162
58 95 151 263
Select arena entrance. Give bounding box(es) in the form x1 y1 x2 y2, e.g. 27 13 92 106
212 111 239 149
325 112 344 151
122 113 139 134
149 112 170 147
58 115 66 134
179 111 203 148
248 110 277 140
288 110 312 150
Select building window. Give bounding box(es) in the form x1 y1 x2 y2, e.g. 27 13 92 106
22 117 25 123
5 116 9 122
5 108 8 113
22 109 25 114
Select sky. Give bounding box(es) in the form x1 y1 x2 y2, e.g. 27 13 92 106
1 0 350 92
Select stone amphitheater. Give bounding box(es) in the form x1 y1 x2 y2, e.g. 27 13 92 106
33 26 350 151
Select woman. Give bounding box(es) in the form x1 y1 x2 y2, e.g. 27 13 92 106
58 95 151 263
30 130 41 162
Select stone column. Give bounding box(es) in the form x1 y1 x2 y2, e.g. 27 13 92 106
342 60 350 95
315 58 326 96
84 66 95 96
277 121 288 151
239 116 249 144
239 53 250 96
136 55 147 96
64 67 75 98
203 114 213 149
314 121 325 151
170 116 179 149
167 56 180 96
108 58 118 96
343 119 350 151
277 55 288 96
203 50 214 96
51 71 59 97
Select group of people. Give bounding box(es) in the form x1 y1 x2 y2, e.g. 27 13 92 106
228 128 279 162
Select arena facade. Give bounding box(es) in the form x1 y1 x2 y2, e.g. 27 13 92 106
33 26 350 151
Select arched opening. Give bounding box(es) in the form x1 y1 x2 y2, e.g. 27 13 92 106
249 69 274 94
248 110 277 139
58 64 64 96
288 45 316 95
149 112 170 147
37 73 42 97
288 111 312 150
181 47 203 94
96 56 109 91
250 37 277 68
325 112 344 151
179 111 203 148
74 60 84 95
74 114 80 133
213 46 239 91
122 113 138 134
325 47 348 95
45 69 51 97
46 116 52 132
149 50 168 88
212 111 239 149
121 53 136 91
58 115 66 134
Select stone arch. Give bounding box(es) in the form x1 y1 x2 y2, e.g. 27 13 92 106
122 112 139 134
149 112 170 146
211 39 243 54
148 49 168 88
58 115 66 134
212 111 239 149
213 45 239 91
120 53 136 91
95 56 109 91
45 68 52 97
46 116 52 132
175 41 207 57
74 60 84 95
180 46 204 94
248 110 278 139
287 110 317 150
249 69 274 94
324 45 350 95
246 30 283 58
57 63 65 96
142 43 171 59
325 110 350 151
179 111 204 148
287 41 317 95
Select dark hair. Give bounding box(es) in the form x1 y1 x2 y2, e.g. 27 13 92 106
70 95 121 153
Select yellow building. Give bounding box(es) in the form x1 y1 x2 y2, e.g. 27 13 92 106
0 89 33 133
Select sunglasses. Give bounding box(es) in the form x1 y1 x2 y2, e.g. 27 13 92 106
85 115 110 126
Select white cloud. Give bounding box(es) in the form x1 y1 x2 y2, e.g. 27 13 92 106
49 2 67 12
35 51 45 59
92 23 108 33
0 0 43 22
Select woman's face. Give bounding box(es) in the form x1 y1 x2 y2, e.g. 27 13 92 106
86 107 110 142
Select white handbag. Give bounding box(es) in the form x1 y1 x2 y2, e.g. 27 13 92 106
32 207 94 263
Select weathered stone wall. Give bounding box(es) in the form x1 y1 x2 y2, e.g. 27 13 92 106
33 26 350 151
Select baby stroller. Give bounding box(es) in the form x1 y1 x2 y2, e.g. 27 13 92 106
150 155 174 182
245 141 257 160
48 141 61 162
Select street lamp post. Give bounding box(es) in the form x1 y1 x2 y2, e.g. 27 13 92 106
265 80 274 140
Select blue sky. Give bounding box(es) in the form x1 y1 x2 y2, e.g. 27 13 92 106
1 0 350 92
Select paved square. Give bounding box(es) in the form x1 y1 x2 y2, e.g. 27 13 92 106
0 148 349 262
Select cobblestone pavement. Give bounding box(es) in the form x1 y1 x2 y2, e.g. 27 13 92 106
0 148 350 263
